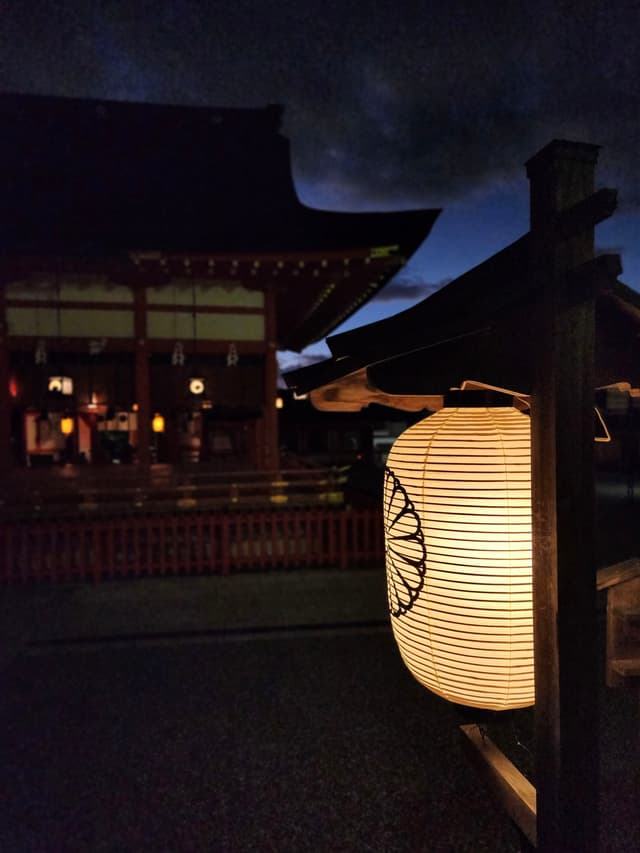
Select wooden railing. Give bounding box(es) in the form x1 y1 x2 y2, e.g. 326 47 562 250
0 507 384 584
0 464 350 520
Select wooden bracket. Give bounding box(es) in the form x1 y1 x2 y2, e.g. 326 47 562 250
459 723 537 847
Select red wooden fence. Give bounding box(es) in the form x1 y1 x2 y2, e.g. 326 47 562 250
0 507 384 584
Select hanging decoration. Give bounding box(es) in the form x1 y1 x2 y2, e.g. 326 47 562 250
88 338 107 356
226 343 239 367
383 390 534 711
186 282 206 394
34 339 47 365
171 342 185 366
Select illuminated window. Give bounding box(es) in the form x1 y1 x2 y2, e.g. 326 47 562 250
48 376 74 395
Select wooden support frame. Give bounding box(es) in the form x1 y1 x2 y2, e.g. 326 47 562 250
460 724 537 848
284 139 624 852
597 558 640 687
527 140 601 852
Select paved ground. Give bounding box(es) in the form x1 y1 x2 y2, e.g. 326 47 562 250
0 570 525 853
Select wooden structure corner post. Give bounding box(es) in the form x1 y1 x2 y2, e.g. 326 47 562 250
134 286 151 469
526 140 601 852
0 285 11 474
262 285 279 471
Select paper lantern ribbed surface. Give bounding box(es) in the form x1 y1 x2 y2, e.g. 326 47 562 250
384 402 534 711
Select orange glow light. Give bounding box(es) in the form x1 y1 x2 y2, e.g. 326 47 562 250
60 416 74 435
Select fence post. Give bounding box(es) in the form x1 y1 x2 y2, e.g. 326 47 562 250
221 514 230 575
339 511 349 570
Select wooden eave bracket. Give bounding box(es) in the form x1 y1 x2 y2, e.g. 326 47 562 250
308 368 443 412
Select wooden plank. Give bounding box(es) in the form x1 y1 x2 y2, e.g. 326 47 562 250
545 188 618 244
597 557 640 590
610 658 640 678
460 724 537 847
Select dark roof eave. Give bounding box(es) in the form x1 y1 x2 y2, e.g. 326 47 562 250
278 207 441 352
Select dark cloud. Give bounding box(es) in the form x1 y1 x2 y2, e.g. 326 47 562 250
370 276 451 302
0 0 638 209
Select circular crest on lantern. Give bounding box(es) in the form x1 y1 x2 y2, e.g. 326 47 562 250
384 467 427 618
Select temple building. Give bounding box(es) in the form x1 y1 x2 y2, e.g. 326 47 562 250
0 92 439 475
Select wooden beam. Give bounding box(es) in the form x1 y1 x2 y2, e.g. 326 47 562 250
459 724 537 848
308 368 442 412
597 557 640 591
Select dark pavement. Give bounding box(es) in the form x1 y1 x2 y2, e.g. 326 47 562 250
0 628 526 853
0 564 638 852
0 570 524 853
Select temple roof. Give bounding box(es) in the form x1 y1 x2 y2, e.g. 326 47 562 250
0 92 439 350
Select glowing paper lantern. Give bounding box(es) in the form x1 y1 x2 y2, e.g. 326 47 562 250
384 391 534 711
152 413 165 433
188 377 205 395
60 416 74 435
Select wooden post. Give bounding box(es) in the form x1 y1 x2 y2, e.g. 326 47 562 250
0 285 11 473
134 285 151 469
262 285 279 470
526 140 600 852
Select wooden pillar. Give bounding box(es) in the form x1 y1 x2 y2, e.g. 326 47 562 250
0 285 11 472
526 141 600 852
134 285 151 468
261 285 279 470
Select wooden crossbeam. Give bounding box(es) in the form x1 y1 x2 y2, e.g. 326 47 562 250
460 724 537 847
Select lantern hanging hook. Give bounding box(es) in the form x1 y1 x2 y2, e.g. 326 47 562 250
459 379 530 410
460 379 611 443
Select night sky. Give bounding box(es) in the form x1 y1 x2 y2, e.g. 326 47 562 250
2 0 638 369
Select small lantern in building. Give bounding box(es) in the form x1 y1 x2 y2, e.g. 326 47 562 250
60 415 74 436
188 376 205 396
383 390 534 711
152 413 165 433
275 396 284 409
48 375 74 395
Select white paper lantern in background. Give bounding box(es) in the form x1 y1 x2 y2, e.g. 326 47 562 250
384 391 534 711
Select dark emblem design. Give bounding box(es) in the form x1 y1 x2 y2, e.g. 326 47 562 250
384 467 427 618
